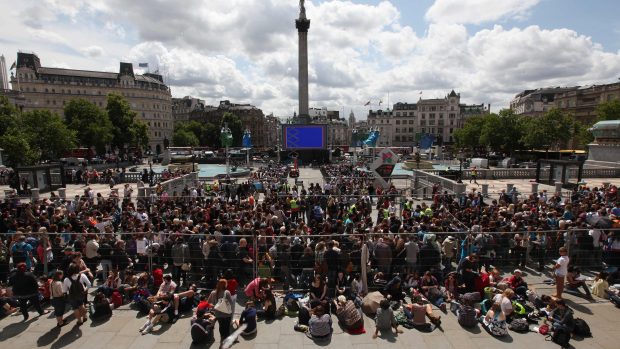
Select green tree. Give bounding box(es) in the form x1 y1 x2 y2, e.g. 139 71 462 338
595 99 620 122
130 120 150 149
106 93 149 151
0 129 38 166
454 115 486 150
202 123 221 148
520 108 574 150
21 110 77 161
64 98 113 154
172 129 199 147
0 96 20 137
221 112 243 147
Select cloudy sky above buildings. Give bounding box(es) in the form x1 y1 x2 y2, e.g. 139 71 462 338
2 0 620 119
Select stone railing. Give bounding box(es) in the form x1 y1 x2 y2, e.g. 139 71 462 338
441 168 620 180
410 169 466 197
49 172 162 184
159 172 198 195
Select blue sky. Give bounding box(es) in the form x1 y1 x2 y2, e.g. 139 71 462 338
2 0 620 118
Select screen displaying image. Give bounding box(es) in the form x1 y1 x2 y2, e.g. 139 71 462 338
283 125 326 149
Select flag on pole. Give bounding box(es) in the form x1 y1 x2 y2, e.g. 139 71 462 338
138 63 148 68
9 61 16 70
364 100 370 106
419 91 423 94
242 132 252 148
378 100 383 105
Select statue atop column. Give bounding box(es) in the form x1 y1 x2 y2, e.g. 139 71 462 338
299 0 306 19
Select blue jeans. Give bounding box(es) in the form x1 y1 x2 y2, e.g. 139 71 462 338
432 296 445 308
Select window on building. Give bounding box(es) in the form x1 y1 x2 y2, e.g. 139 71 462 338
52 89 55 93
451 106 454 111
429 113 435 119
421 113 425 119
395 135 400 141
395 120 400 125
439 114 443 118
409 120 414 124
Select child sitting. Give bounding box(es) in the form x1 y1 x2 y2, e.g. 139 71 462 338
373 299 403 339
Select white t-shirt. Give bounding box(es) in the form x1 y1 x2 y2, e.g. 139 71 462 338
493 294 513 315
555 255 569 276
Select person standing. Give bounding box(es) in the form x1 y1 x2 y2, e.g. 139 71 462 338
63 263 91 326
9 262 49 321
470 166 478 185
553 247 569 299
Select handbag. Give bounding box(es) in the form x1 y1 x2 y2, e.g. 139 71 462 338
214 297 232 315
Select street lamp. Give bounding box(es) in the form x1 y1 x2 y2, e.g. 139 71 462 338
457 150 466 183
352 128 358 165
244 129 251 167
221 123 232 177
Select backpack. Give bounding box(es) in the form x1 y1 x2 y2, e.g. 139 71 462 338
12 243 27 264
509 318 530 333
68 276 86 302
573 318 592 337
111 290 123 309
549 328 571 348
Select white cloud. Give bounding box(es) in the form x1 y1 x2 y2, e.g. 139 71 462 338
2 0 620 120
426 0 540 25
81 45 104 57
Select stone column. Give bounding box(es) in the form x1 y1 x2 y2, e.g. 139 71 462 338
531 182 539 195
555 182 563 196
481 183 489 198
296 10 311 121
455 183 467 196
31 188 40 201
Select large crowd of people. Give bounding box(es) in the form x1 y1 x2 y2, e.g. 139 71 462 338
0 161 619 347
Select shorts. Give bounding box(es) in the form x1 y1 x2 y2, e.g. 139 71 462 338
51 298 66 317
69 298 85 310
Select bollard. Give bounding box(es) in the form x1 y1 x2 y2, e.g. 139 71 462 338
455 183 467 196
555 182 563 196
58 187 66 200
481 183 489 198
531 182 539 195
31 188 40 201
506 183 514 193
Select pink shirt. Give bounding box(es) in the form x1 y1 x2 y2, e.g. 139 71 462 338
244 278 262 298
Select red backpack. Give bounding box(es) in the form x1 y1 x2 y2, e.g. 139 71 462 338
111 290 123 308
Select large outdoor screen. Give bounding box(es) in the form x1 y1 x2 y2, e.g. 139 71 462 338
283 125 327 149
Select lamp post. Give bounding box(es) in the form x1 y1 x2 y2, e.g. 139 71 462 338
221 123 232 177
457 150 466 183
352 128 358 165
244 129 251 167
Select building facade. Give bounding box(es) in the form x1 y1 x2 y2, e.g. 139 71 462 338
172 96 206 123
366 90 486 147
11 52 173 153
0 55 9 90
510 87 577 117
180 99 275 148
553 83 620 124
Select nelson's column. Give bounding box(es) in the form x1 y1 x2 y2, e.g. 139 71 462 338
296 0 311 124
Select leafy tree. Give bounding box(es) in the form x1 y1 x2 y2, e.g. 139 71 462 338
106 93 149 151
520 108 574 150
595 99 620 122
172 129 199 147
454 115 486 150
64 98 113 154
221 112 243 147
0 129 38 166
130 120 150 149
0 96 20 137
21 110 77 161
202 123 221 148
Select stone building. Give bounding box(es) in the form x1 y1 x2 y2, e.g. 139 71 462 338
511 82 620 125
367 90 485 147
510 87 577 117
11 52 173 153
172 96 206 123
181 99 274 148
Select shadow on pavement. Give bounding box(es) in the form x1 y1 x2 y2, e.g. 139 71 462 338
0 317 36 342
50 324 82 349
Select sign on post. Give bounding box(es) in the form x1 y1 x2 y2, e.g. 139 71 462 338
370 148 397 188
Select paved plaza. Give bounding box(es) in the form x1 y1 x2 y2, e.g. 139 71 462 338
1 168 620 349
